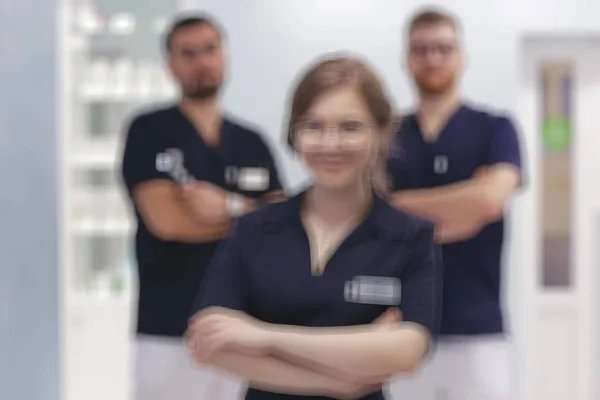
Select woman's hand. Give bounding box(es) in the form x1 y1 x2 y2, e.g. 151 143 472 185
331 307 399 396
329 309 401 398
187 307 272 362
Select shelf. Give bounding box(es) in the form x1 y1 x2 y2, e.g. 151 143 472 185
68 287 136 309
80 87 177 102
70 190 129 227
72 219 133 235
69 137 122 169
70 151 119 168
62 4 185 400
71 187 123 197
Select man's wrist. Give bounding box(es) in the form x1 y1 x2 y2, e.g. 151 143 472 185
225 192 261 218
254 196 268 209
243 197 257 213
226 192 247 218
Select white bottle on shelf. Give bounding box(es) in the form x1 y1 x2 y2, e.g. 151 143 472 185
104 59 118 99
113 58 133 99
136 60 154 98
94 269 113 301
157 63 178 99
84 58 110 99
108 13 136 36
150 62 164 100
74 0 104 35
110 259 131 298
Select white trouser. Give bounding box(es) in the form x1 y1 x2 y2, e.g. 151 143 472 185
134 335 243 400
388 335 514 400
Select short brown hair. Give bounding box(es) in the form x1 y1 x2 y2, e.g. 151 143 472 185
164 14 225 54
407 8 460 35
285 54 395 194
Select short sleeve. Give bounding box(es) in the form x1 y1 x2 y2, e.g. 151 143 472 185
400 223 443 339
121 116 172 192
190 223 251 316
488 116 525 174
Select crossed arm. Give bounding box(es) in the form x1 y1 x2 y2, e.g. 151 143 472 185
391 164 521 243
187 309 425 398
264 322 429 378
132 180 284 243
202 352 366 398
186 203 439 397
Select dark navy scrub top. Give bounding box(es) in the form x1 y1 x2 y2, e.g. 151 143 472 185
191 191 443 400
121 105 283 337
388 104 523 336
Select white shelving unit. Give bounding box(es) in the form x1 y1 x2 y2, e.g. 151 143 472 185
59 1 180 399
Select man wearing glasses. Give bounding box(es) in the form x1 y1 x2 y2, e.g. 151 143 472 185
387 8 524 400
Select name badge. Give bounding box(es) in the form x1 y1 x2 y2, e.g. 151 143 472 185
433 155 448 174
156 148 194 184
237 167 270 191
344 276 401 306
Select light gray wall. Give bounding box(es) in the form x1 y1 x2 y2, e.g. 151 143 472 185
0 1 59 400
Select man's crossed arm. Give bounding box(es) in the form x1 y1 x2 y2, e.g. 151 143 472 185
391 163 521 243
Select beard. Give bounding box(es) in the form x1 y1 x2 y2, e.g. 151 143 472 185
414 70 456 95
182 84 220 100
181 74 222 100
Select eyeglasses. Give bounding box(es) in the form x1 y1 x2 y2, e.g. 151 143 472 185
409 43 457 58
179 42 221 60
293 120 374 150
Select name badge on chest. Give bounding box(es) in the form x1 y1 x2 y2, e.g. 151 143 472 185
156 148 194 184
225 167 270 191
433 155 448 174
344 276 401 306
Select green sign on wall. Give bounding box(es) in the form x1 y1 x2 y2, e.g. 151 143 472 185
543 117 571 151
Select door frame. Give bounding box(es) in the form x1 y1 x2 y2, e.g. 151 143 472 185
518 35 600 400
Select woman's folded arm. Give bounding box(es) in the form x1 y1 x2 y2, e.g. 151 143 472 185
198 351 380 398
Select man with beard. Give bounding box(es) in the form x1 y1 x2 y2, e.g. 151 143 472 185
387 8 523 400
120 14 284 400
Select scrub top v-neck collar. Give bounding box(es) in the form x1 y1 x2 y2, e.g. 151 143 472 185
173 105 234 155
302 203 371 276
412 103 466 147
263 189 408 277
172 106 238 187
